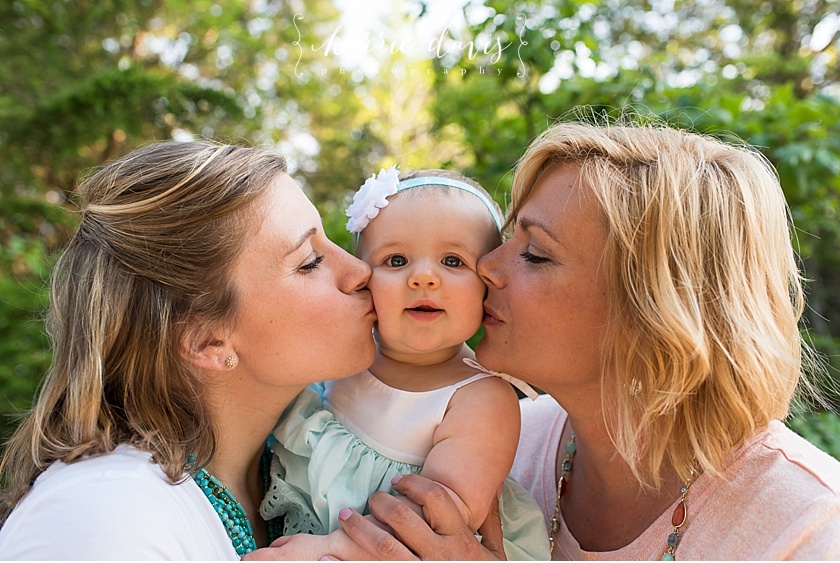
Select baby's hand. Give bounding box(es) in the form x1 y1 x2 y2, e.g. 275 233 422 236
243 529 372 561
244 534 328 561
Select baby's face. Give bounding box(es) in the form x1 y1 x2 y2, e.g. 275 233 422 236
357 191 498 359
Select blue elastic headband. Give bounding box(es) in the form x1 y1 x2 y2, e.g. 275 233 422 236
395 177 504 231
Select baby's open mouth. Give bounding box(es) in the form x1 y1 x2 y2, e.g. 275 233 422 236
408 305 442 312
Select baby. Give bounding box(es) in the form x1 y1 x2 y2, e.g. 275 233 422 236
259 167 549 560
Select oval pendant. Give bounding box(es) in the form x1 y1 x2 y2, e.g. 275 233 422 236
671 500 687 528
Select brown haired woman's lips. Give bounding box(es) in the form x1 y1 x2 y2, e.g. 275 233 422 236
361 293 376 318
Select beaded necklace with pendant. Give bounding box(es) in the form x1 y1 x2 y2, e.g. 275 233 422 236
548 430 696 561
661 469 696 561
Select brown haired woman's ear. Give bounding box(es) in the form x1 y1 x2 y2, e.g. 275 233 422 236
180 325 238 372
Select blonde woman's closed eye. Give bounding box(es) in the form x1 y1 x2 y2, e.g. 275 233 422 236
520 250 551 265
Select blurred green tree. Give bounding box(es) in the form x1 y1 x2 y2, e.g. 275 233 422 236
0 0 377 441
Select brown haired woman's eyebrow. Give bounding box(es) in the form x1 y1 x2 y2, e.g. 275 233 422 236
284 227 317 257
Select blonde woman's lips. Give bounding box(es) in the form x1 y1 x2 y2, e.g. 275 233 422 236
482 305 503 326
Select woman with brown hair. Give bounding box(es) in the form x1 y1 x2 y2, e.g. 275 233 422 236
0 141 377 558
329 119 840 560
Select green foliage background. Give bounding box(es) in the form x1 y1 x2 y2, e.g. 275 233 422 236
1 0 838 459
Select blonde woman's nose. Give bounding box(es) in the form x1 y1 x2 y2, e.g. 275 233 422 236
478 244 505 289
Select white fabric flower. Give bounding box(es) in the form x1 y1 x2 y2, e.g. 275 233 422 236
346 165 401 233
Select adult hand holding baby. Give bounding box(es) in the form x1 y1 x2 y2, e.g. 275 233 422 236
339 474 506 560
245 473 506 561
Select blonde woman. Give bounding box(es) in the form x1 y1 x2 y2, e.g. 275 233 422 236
0 141 376 558
330 120 840 560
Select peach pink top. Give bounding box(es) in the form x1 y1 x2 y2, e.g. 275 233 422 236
510 395 840 560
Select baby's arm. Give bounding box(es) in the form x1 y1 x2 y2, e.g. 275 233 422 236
420 376 520 532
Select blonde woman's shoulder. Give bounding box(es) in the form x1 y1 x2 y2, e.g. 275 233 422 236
683 420 840 560
763 420 840 491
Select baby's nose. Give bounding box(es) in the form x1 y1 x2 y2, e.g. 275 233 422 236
409 265 440 288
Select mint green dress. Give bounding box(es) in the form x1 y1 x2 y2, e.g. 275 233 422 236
260 365 551 561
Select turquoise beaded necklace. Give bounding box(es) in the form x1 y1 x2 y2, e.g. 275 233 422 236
547 431 696 560
187 454 257 556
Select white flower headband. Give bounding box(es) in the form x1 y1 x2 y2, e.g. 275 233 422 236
345 165 504 234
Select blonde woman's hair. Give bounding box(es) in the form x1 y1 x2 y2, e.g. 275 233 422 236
0 141 287 524
511 116 811 487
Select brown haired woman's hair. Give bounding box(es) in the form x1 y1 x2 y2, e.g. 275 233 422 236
0 141 287 524
510 115 817 488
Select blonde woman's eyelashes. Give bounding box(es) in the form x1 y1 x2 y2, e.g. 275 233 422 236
520 250 550 264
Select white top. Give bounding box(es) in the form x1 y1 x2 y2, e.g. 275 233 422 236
0 444 237 560
324 362 537 466
511 395 840 560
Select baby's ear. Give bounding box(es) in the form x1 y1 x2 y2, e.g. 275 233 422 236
180 321 237 372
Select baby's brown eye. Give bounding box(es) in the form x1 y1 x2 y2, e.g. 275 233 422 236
443 256 462 267
388 255 407 267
